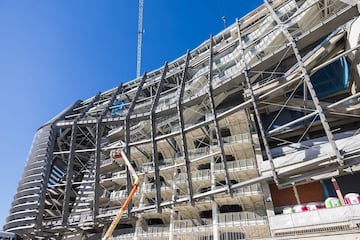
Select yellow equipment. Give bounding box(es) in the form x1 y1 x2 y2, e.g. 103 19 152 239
102 149 140 240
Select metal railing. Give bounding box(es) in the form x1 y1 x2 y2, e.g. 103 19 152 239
110 228 134 240
174 218 213 229
214 158 256 172
110 190 128 201
218 211 267 226
112 170 127 179
215 183 262 198
43 217 62 227
101 172 113 180
68 211 93 225
142 161 173 172
221 133 252 144
86 189 110 200
98 207 128 218
142 181 173 193
136 224 170 237
100 158 115 167
175 169 211 183
269 204 360 231
176 158 257 184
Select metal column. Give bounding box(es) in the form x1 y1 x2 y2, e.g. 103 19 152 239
94 84 123 220
236 19 279 184
94 121 102 220
124 74 147 215
150 63 168 212
62 93 100 226
176 50 195 204
264 0 343 166
124 74 147 161
208 35 232 194
62 121 78 226
36 125 57 228
169 208 175 240
210 132 219 240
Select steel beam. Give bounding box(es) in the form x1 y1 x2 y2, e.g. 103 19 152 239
36 102 82 229
208 35 232 194
62 122 78 226
268 111 318 135
176 50 194 204
131 175 273 213
94 83 123 221
264 0 343 166
150 63 168 212
36 125 57 228
124 73 147 215
278 156 360 188
236 18 279 184
93 121 103 220
62 93 100 226
125 74 147 158
120 99 252 149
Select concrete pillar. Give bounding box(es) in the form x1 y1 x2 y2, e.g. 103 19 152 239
210 131 219 240
169 209 175 240
169 161 179 240
261 182 275 217
292 183 301 205
134 217 144 240
138 176 148 208
212 200 219 240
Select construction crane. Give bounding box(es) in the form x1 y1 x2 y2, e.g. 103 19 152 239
136 0 144 78
102 149 140 240
103 2 144 238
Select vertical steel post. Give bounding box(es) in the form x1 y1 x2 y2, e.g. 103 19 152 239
236 20 279 184
264 0 343 166
36 125 57 228
62 122 78 226
210 131 219 240
94 121 102 219
124 74 147 160
150 63 168 212
94 84 123 221
208 35 232 194
292 183 301 205
176 50 194 204
62 93 100 226
124 74 147 215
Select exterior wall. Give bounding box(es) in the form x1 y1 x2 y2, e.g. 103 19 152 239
269 181 323 208
5 124 52 233
4 101 80 236
4 0 360 239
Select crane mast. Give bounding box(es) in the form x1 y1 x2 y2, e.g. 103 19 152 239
136 0 144 78
102 2 144 236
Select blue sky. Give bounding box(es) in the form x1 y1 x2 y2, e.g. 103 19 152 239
0 0 262 228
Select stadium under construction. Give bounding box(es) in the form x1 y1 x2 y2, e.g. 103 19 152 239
4 0 360 239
